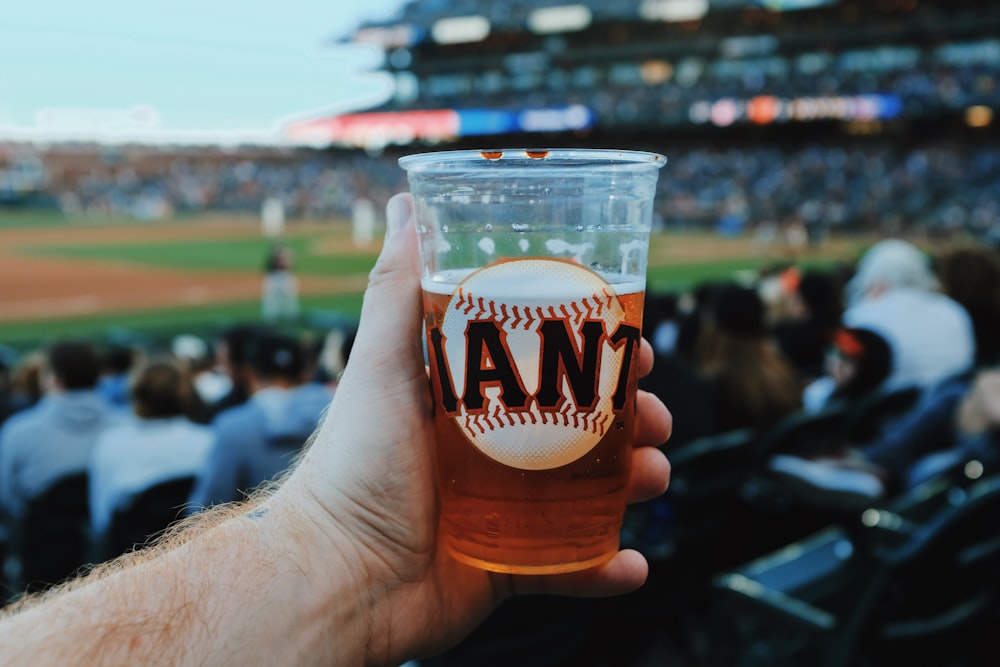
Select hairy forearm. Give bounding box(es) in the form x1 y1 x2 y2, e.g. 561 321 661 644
0 501 369 666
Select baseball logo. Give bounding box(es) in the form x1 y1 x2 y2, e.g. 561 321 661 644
428 258 641 470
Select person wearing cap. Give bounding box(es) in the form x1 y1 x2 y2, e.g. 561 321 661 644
843 239 974 390
802 326 894 413
187 331 333 510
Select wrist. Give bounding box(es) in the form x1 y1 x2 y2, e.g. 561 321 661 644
250 494 375 667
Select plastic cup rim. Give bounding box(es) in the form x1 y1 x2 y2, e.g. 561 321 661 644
399 148 666 172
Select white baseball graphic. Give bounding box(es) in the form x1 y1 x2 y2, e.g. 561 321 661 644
439 258 631 470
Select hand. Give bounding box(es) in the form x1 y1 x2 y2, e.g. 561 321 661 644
276 194 672 665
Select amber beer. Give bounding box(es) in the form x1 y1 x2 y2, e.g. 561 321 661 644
422 259 645 574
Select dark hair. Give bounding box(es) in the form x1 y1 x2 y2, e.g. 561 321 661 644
220 324 268 367
797 270 843 327
130 359 189 418
708 284 765 337
102 345 135 375
831 327 893 399
48 341 101 390
246 332 305 382
696 285 801 430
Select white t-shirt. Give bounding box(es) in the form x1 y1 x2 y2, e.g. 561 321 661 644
844 287 974 390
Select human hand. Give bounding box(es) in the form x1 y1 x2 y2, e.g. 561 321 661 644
275 193 672 665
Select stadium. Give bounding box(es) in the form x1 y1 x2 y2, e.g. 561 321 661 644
1 0 999 664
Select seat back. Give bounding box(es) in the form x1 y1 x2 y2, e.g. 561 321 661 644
753 404 849 460
854 475 1000 663
101 476 196 560
13 472 90 593
843 385 921 444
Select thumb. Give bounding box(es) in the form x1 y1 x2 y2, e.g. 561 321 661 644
342 193 424 379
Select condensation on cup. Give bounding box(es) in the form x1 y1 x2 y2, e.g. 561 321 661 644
400 148 665 574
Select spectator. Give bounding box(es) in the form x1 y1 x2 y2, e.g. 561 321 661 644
313 326 356 388
170 334 224 423
97 344 138 410
936 245 1000 367
88 358 213 539
769 369 973 508
0 347 18 427
6 350 45 416
205 323 264 420
802 327 893 413
0 342 119 519
843 239 974 389
693 283 801 432
772 269 844 381
188 332 333 509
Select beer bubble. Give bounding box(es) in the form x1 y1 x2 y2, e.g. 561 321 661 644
518 238 530 252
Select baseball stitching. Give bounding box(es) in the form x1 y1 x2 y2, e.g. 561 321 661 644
453 284 621 440
453 285 615 331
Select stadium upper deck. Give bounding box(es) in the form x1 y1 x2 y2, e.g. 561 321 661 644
286 0 1000 148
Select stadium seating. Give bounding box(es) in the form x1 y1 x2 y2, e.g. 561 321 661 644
711 474 1000 666
95 475 196 563
6 473 90 596
842 385 923 445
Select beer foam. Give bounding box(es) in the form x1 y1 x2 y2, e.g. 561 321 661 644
423 267 644 298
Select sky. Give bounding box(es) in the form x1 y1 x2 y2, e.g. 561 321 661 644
0 0 407 144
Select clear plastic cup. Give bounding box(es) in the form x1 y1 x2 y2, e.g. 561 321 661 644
401 148 665 573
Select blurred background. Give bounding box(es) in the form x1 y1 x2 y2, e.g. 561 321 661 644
2 1 1000 665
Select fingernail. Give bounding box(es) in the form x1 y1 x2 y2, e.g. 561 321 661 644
386 194 411 239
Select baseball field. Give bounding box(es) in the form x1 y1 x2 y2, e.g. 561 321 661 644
0 209 870 348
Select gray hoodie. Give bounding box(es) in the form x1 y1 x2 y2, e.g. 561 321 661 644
0 391 120 518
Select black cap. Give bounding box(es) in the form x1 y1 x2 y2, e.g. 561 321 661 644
247 332 305 380
710 284 765 336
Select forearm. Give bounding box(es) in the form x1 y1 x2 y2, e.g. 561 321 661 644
0 500 369 666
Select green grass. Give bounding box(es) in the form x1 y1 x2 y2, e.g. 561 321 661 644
22 236 379 276
0 208 75 229
0 212 858 348
0 294 365 348
647 257 839 291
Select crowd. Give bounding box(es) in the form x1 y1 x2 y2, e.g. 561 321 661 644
38 149 408 222
0 321 354 595
2 228 999 663
377 0 1000 131
13 140 1000 239
640 238 1000 492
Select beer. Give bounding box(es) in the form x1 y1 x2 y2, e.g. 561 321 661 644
401 147 664 573
422 258 645 574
